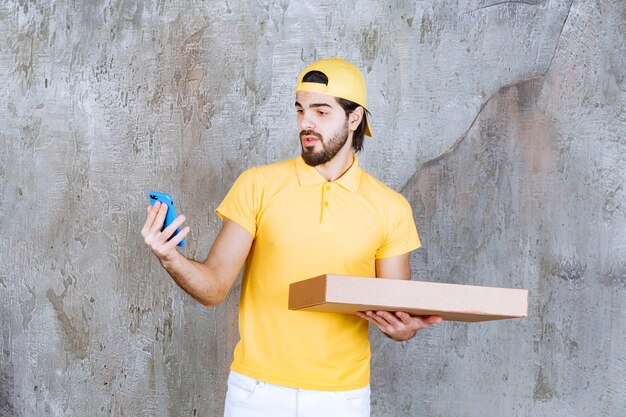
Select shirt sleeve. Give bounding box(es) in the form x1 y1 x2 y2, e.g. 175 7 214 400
375 195 421 259
215 168 259 237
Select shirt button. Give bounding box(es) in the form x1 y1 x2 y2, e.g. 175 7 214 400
325 185 331 190
324 201 329 206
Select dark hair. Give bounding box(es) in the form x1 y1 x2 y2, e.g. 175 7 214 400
336 98 368 153
301 71 369 153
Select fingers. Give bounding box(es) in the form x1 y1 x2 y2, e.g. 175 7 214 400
394 311 412 324
161 224 191 251
395 311 443 330
424 315 443 325
162 214 187 240
150 202 169 235
372 311 399 326
395 311 433 327
356 310 443 341
362 311 406 328
356 311 398 334
142 202 189 262
141 202 169 237
145 214 187 247
392 312 443 327
145 225 189 261
141 202 160 237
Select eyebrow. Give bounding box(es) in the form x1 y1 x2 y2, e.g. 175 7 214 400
295 101 334 109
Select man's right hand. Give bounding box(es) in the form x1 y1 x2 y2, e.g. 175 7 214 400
140 201 252 307
141 201 190 265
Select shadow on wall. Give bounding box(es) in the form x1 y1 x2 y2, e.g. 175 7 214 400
406 76 555 287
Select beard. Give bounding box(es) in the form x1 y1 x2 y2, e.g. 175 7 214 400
300 122 349 167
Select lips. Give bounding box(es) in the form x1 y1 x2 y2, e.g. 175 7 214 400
300 130 322 147
302 137 319 146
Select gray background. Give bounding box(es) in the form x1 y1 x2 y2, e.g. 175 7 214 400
1 0 625 416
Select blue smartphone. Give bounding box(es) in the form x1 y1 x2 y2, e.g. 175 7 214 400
148 191 185 247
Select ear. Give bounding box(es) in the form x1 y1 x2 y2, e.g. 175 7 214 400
347 107 364 132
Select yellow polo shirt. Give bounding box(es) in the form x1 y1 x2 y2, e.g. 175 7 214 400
216 155 420 390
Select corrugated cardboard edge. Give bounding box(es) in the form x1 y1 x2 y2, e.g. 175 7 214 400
288 275 328 310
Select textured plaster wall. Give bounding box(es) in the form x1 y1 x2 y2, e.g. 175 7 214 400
1 0 624 416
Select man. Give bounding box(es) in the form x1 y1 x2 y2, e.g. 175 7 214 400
142 57 442 417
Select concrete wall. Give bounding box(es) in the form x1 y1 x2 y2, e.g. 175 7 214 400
1 0 624 415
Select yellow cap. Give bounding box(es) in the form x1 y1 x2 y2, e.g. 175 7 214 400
296 57 372 137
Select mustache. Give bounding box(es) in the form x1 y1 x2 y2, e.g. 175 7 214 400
299 130 323 140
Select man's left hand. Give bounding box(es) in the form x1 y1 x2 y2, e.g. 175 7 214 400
356 311 443 341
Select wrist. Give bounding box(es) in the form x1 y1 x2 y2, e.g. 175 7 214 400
159 249 184 270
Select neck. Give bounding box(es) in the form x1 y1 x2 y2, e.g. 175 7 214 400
314 143 355 182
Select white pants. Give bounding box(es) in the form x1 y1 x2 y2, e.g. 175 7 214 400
224 371 371 417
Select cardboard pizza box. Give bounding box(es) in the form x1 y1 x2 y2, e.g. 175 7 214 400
288 274 528 322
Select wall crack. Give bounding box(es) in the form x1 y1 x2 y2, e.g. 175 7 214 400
400 76 544 194
543 0 575 77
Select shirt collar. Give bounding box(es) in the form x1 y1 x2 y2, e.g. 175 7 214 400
295 154 362 193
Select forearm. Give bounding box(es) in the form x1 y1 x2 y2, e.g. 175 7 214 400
160 252 230 307
142 205 249 307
